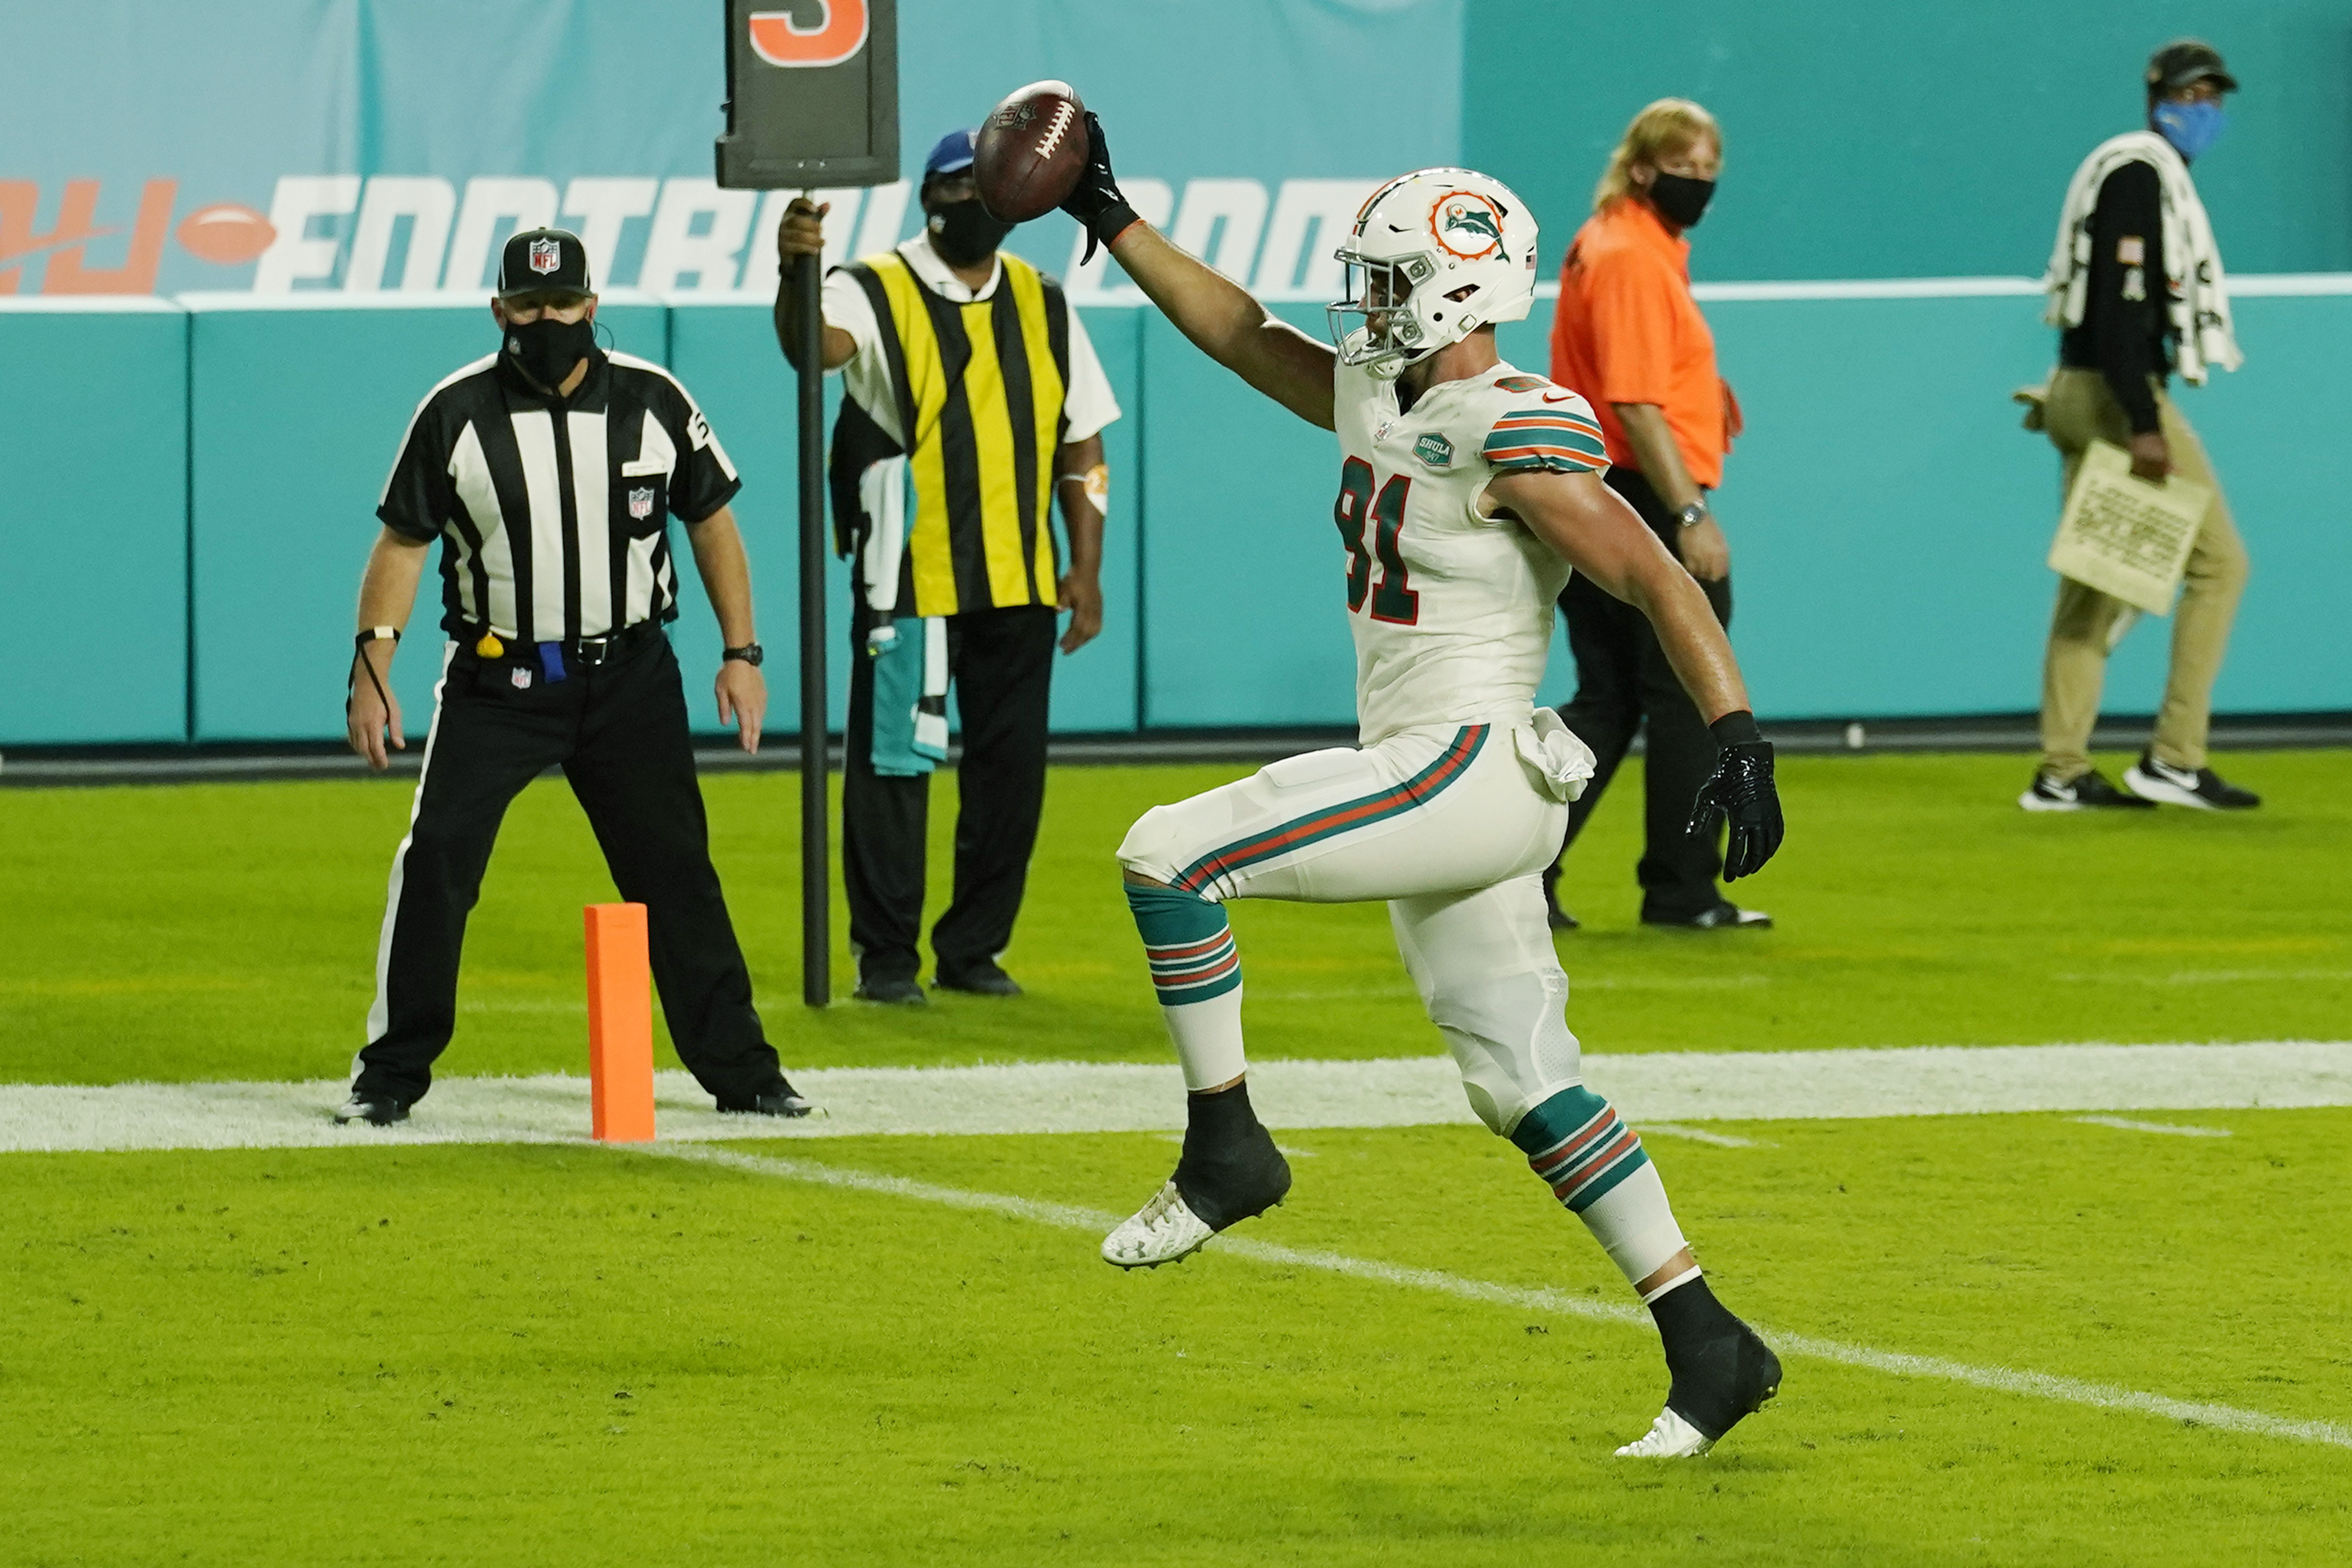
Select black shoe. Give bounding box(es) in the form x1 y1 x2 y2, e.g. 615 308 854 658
1651 1275 1783 1444
1545 898 1580 932
2019 767 2155 812
934 961 1023 997
2123 752 2261 810
718 1083 816 1118
333 1092 408 1126
1643 901 1772 930
1172 1081 1292 1232
853 975 928 1006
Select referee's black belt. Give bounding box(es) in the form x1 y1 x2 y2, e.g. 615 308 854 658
460 618 661 672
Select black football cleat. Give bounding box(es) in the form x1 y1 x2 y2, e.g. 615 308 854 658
1619 1274 1783 1458
934 961 1023 997
1102 1083 1291 1268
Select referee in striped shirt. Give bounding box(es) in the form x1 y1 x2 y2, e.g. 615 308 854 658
336 227 810 1126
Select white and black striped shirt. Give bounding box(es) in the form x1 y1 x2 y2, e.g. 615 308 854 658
378 349 741 642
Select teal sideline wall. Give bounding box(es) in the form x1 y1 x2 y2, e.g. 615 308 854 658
1 292 2347 746
1465 1 2352 281
0 306 188 744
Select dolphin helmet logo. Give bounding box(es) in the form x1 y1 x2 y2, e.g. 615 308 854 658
1433 193 1507 260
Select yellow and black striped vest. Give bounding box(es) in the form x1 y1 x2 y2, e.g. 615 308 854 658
841 250 1072 617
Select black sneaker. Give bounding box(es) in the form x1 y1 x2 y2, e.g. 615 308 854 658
935 961 1022 997
1643 901 1772 930
1540 869 1580 931
2123 752 2261 810
2019 768 2155 812
853 975 928 1006
333 1092 408 1126
718 1083 816 1118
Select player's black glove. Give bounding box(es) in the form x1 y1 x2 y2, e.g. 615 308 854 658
1061 111 1139 265
1685 711 1785 881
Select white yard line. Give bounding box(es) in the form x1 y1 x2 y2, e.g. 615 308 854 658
2 1041 2348 1155
645 1143 2352 1453
2072 1116 2234 1138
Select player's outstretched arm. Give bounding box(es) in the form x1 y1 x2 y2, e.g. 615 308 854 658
1062 116 1335 430
1491 467 1785 877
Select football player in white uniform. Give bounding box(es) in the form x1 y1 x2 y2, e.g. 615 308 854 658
1057 121 1787 1459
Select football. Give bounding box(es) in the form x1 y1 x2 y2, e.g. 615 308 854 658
973 80 1088 224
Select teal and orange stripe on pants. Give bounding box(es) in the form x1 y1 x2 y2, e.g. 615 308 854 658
1172 725 1491 896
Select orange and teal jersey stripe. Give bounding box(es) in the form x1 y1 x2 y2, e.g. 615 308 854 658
1173 726 1490 897
1483 407 1608 475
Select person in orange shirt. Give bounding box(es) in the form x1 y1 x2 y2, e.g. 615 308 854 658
1543 98 1766 932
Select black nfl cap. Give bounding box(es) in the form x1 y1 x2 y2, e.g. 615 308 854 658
496 227 593 298
2147 39 2238 95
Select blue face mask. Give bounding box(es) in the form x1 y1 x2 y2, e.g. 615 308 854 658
2152 99 2227 161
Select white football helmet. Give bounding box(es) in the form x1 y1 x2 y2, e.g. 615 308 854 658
1330 168 1540 380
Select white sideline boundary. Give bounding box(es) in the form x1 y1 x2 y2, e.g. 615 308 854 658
1 1041 2348 1155
647 1144 2352 1453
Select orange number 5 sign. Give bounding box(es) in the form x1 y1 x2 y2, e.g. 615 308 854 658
748 1 869 68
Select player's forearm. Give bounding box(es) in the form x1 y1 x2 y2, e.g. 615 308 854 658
1109 223 1333 426
1629 561 1751 723
1611 403 1703 513
686 506 758 647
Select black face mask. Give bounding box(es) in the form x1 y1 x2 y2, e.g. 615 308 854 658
502 314 595 393
927 198 1014 268
1648 172 1717 229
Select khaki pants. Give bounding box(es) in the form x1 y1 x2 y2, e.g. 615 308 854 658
2038 368 2250 779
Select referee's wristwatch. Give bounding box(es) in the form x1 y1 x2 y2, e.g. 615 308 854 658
722 643 764 667
1675 497 1712 530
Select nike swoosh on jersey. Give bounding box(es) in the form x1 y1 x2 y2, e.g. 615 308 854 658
1541 392 1578 403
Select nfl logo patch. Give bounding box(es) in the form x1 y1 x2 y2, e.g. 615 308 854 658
529 237 561 276
511 666 534 689
628 486 655 521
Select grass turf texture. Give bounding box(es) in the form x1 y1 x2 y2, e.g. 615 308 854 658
5 1110 2346 1565
2 750 2348 1087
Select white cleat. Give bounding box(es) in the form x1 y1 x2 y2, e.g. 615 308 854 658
1614 1407 1717 1459
1101 1181 1216 1269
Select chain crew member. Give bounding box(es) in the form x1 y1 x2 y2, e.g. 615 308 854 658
775 129 1121 1005
2024 40 2259 812
338 227 811 1125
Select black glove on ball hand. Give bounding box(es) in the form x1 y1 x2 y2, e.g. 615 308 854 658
1061 111 1139 264
1685 713 1785 881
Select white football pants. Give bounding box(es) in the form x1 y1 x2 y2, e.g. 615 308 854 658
1117 714 1594 1136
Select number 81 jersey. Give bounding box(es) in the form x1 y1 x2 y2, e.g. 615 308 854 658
1329 348 1610 745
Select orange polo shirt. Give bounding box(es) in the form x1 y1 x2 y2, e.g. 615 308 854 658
1548 196 1733 489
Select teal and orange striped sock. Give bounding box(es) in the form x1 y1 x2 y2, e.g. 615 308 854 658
1513 1084 1689 1286
1125 882 1246 1090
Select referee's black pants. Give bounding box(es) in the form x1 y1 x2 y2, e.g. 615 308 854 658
1550 467 1736 922
355 631 786 1107
842 603 1056 987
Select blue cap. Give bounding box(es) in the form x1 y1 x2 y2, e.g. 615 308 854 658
924 128 979 179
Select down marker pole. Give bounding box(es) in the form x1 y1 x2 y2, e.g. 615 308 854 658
584 902 657 1142
794 240 830 1008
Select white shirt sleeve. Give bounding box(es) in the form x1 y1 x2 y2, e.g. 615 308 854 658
1058 307 1122 445
822 267 906 447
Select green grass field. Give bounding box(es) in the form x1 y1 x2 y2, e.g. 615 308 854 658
3 749 2348 1564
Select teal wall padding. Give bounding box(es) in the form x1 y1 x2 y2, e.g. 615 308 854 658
185 300 666 741
3 289 2344 748
0 308 189 745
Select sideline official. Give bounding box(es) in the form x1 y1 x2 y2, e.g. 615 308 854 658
2024 40 2258 813
1545 99 1764 931
338 227 811 1125
775 129 1121 1005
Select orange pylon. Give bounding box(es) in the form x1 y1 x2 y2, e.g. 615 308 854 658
584 903 656 1143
